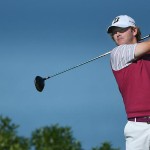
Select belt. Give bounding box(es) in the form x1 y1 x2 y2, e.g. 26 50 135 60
128 116 150 124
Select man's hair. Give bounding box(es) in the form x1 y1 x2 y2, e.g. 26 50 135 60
134 27 141 42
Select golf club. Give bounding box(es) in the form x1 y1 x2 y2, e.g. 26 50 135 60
34 34 150 92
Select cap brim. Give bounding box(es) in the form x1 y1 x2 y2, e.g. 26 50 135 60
107 24 131 33
107 26 115 33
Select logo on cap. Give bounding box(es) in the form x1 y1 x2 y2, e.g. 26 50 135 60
112 17 120 24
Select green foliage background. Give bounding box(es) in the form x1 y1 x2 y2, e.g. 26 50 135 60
0 115 120 150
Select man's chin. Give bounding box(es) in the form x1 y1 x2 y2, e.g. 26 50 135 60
116 40 126 45
116 42 124 46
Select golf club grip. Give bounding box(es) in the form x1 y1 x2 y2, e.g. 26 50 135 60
140 34 150 41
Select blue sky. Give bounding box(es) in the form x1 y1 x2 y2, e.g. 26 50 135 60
0 0 149 149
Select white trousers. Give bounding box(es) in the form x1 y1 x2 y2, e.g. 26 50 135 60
124 121 150 150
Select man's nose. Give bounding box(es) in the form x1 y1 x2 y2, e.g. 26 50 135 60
116 31 121 36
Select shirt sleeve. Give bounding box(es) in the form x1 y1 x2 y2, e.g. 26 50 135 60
110 44 137 71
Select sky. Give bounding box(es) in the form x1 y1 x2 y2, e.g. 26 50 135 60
0 0 150 149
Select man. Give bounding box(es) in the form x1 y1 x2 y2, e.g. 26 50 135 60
107 15 150 150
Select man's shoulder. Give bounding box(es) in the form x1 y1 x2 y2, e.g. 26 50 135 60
112 44 137 51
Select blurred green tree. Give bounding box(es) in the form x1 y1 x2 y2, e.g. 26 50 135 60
0 115 30 150
31 124 82 150
0 115 121 150
92 142 120 150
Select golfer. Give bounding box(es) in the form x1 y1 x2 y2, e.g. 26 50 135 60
107 15 150 150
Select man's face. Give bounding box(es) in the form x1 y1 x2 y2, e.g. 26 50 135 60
110 27 137 45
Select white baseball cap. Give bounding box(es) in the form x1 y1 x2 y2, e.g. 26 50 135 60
107 15 136 33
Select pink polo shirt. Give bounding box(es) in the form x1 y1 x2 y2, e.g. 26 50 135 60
111 44 150 118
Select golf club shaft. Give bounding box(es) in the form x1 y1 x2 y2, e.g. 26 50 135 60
45 34 150 80
46 51 111 79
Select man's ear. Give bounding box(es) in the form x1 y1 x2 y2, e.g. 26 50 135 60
132 27 138 37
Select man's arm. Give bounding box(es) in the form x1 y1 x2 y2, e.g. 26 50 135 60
135 40 150 58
